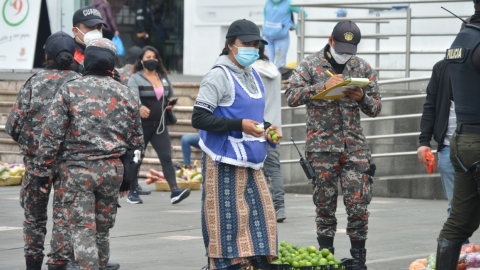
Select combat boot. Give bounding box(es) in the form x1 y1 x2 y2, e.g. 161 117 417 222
350 239 367 270
26 257 43 270
317 236 335 255
48 263 67 270
435 238 462 270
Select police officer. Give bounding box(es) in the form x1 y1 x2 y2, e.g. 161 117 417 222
435 3 480 269
5 32 79 270
285 21 381 269
34 38 144 270
71 6 106 74
118 46 141 85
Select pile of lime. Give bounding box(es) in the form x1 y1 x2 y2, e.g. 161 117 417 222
271 241 343 269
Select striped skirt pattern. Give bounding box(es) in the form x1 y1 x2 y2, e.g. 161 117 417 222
201 153 278 269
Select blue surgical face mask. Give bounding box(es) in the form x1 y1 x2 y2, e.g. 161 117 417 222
232 45 260 67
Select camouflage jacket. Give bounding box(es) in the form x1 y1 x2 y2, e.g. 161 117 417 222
285 47 382 153
5 69 80 157
34 75 145 178
117 64 134 85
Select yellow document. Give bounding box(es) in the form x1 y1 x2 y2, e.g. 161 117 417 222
311 78 372 100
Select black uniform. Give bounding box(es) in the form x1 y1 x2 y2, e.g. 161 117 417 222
435 20 480 269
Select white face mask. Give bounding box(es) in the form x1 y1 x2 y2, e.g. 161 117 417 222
331 46 353 64
76 27 102 45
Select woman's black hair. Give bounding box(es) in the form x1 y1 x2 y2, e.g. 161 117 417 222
258 42 269 61
133 45 168 77
56 52 74 70
220 37 237 56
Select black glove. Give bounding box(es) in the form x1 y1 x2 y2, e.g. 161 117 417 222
119 179 130 192
34 176 49 190
113 69 121 83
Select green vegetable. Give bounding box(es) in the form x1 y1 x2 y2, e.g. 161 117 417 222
0 172 10 180
0 166 6 174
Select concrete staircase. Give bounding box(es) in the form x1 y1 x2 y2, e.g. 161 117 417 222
0 80 202 178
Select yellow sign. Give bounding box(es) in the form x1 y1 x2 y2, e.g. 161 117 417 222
344 32 354 41
446 48 464 60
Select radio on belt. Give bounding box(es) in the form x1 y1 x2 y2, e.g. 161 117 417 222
291 138 316 181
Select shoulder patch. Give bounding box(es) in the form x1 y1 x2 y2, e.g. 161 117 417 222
445 47 468 62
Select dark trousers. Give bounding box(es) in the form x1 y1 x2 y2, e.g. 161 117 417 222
440 132 480 243
135 125 178 190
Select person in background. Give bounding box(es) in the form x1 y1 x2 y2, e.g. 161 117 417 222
337 8 347 18
71 6 107 74
34 38 143 270
6 31 79 270
252 42 287 222
134 0 153 48
285 21 381 270
180 133 200 169
192 19 281 270
92 0 119 40
128 46 191 204
263 0 307 68
118 46 141 85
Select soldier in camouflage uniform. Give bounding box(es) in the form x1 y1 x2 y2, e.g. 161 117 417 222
285 21 381 269
5 32 79 270
117 46 141 85
34 38 144 270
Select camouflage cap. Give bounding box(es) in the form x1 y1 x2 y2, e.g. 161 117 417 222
86 38 117 55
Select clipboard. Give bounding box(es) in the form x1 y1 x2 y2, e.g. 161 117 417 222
311 78 372 100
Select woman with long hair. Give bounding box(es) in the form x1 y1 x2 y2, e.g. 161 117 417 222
192 19 281 269
128 46 191 204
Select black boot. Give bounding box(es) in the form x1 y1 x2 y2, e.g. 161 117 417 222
317 236 335 255
136 184 151 195
106 261 120 270
26 257 43 270
350 240 367 270
435 238 462 270
48 263 67 270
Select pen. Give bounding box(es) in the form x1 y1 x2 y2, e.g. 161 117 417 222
326 70 334 77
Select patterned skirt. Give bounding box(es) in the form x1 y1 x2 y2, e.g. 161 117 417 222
201 153 278 270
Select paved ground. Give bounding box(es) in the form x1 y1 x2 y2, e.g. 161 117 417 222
1 181 478 270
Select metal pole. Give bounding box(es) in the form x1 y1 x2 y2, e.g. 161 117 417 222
300 10 306 61
376 13 380 76
297 10 303 63
406 7 412 82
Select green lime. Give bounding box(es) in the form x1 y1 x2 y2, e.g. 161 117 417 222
292 261 299 267
321 248 330 257
326 254 334 262
310 259 318 265
307 245 317 253
272 134 279 141
319 258 327 265
334 259 342 264
299 261 306 266
305 256 312 261
280 241 287 247
328 261 335 265
306 262 313 266
268 130 276 136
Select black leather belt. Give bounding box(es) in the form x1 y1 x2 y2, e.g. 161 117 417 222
456 123 480 136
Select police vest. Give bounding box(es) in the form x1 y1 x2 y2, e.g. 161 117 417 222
445 26 480 124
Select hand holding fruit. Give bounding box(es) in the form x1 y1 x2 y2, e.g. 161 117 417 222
266 125 282 144
242 119 264 137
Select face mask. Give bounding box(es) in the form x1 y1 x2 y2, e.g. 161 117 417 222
331 46 353 64
142 59 158 71
76 28 103 45
232 45 260 67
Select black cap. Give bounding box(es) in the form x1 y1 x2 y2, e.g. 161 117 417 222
226 19 268 45
332 21 361 54
73 6 107 28
474 0 480 4
44 31 75 59
128 46 142 58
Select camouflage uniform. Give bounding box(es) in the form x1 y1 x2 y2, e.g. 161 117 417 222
285 47 382 240
5 69 79 263
34 39 144 270
117 64 134 85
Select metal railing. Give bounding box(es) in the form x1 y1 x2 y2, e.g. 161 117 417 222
279 76 431 164
294 0 470 77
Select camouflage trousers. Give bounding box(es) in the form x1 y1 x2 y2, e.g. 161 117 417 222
307 150 373 240
21 156 72 263
61 159 123 270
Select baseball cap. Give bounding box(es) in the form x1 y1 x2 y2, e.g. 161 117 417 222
44 31 75 59
128 46 142 58
73 5 107 28
226 19 268 45
332 21 361 54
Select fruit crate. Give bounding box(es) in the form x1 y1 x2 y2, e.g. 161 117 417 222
270 258 355 270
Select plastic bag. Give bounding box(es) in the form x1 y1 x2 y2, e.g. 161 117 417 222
112 35 125 56
421 151 435 174
409 259 427 270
